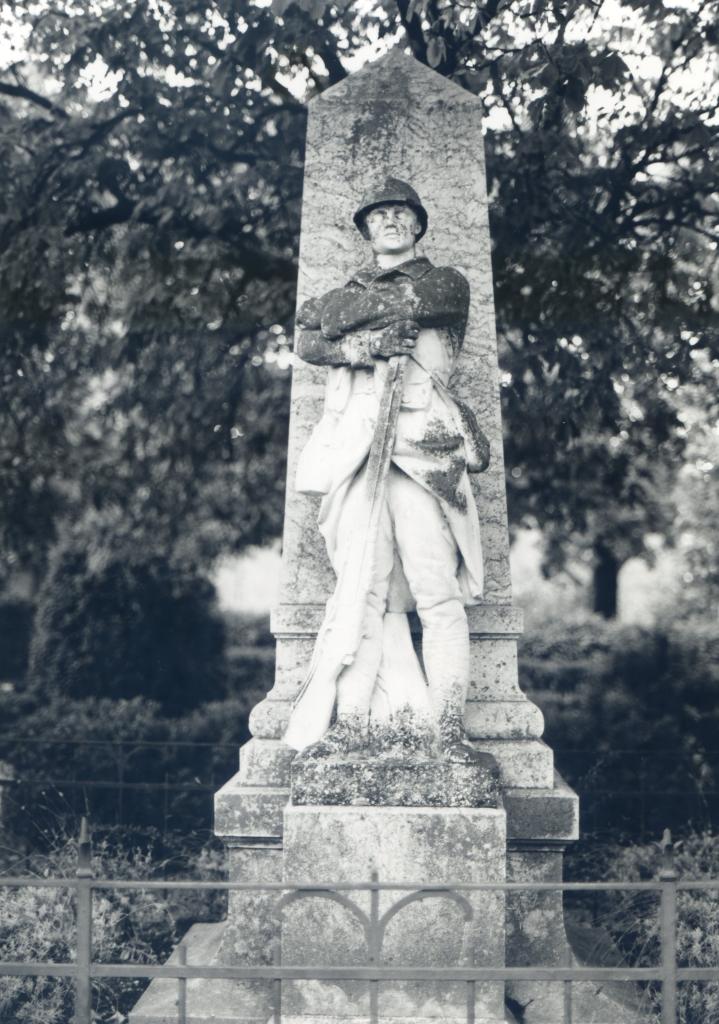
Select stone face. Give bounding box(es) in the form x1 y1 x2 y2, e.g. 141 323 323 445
291 755 500 808
214 779 288 840
239 737 295 787
282 804 507 1021
128 922 269 1024
219 845 282 965
465 698 544 739
270 604 523 636
504 774 580 842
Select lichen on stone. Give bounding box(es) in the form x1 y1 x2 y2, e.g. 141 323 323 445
421 457 468 512
369 704 435 760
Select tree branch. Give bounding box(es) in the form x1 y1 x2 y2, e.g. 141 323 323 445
0 81 68 118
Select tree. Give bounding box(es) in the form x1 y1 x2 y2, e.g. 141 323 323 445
1 0 717 612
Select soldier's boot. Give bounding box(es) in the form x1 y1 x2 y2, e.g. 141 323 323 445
295 713 369 761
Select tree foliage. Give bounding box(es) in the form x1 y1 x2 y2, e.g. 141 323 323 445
27 540 229 710
1 0 717 592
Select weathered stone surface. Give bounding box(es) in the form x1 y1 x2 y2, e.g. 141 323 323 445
239 737 295 787
270 604 523 637
280 1017 510 1024
474 740 554 789
247 697 292 740
465 699 544 739
505 774 579 842
219 845 282 964
214 779 288 840
282 804 506 1021
128 922 268 1024
467 639 521 700
279 50 510 614
291 754 500 807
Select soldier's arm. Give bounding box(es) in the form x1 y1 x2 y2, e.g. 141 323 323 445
295 290 373 367
320 268 469 338
320 283 419 338
296 287 419 366
296 327 374 368
410 267 470 330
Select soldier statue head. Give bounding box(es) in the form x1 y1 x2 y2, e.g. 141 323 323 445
353 177 428 264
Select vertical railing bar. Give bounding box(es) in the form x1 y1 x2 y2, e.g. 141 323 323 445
659 828 678 1024
74 817 93 1024
116 739 125 826
369 871 380 1024
176 942 187 1024
272 974 282 1024
465 978 475 1024
272 898 283 1024
563 940 573 1024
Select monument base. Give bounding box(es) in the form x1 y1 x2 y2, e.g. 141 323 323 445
131 769 644 1024
281 803 507 1023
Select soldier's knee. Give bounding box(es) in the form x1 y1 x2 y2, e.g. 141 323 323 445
417 596 466 634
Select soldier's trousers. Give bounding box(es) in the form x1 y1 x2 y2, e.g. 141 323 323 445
334 464 469 726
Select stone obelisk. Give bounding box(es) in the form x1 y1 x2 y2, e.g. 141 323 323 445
132 48 641 1024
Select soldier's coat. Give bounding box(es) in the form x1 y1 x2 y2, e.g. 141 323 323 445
295 256 485 609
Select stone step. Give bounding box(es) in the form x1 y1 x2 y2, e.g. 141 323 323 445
465 698 544 740
214 778 288 841
505 773 579 843
128 922 271 1024
475 740 554 789
240 738 296 788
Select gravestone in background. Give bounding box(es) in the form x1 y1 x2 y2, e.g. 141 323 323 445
131 49 641 1024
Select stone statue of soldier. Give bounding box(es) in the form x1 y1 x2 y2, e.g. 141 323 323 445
284 177 490 764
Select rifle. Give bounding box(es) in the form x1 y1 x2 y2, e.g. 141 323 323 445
283 355 407 750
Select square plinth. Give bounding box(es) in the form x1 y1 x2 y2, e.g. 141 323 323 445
282 804 507 1022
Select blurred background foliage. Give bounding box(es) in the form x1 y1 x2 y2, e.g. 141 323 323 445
0 0 717 611
0 0 718 860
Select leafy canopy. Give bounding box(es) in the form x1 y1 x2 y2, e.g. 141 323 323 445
1 0 717 582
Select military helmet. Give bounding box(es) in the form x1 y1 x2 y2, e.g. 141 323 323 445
353 176 428 241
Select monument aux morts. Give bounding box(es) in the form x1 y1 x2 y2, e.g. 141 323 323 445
131 48 641 1024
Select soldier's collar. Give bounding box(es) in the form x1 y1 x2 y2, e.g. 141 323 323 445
348 256 433 288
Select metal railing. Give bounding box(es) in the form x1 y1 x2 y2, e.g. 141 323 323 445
1 823 718 1024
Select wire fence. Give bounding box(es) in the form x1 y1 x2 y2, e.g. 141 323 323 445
1 822 718 1024
0 737 240 840
1 739 718 841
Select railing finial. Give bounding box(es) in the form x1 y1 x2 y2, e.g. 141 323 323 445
657 827 678 881
76 815 93 878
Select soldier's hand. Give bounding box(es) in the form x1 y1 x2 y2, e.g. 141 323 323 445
369 320 420 359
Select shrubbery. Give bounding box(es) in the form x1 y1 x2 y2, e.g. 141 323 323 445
0 828 226 1023
520 615 719 837
27 545 229 713
0 692 268 844
566 830 719 1024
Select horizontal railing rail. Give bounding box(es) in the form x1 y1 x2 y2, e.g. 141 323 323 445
1 823 718 1024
